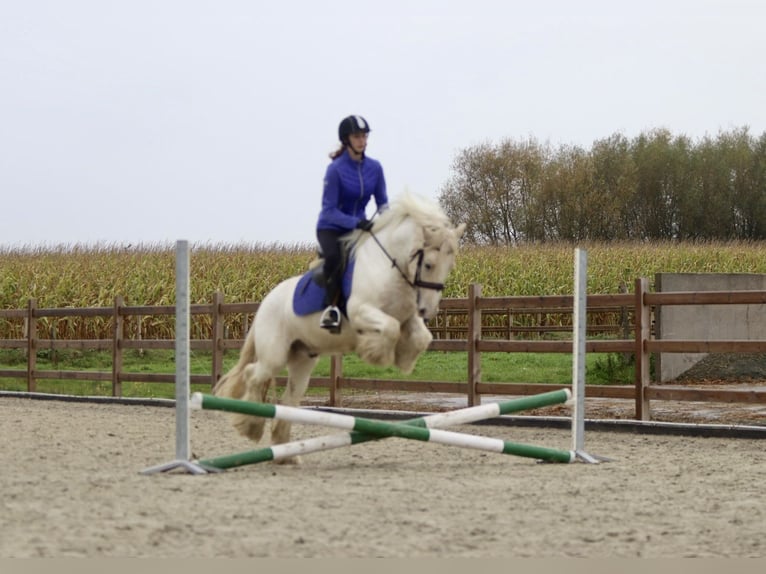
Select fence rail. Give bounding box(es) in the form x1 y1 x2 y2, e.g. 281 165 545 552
2 279 766 421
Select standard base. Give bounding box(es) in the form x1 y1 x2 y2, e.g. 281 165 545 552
140 459 223 475
575 450 613 464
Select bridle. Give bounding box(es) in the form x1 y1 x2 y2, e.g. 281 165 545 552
367 229 446 293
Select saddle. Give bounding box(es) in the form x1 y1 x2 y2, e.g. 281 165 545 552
309 243 349 286
292 246 355 318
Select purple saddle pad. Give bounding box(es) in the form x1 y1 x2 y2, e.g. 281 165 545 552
292 260 355 316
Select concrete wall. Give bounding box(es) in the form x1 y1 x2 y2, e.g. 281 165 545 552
655 273 766 382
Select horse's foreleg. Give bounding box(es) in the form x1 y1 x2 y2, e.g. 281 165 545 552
349 304 401 367
270 353 320 463
395 315 434 374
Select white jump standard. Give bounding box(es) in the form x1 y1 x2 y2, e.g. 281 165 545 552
141 240 216 475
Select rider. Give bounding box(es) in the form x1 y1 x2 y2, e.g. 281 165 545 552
316 115 388 331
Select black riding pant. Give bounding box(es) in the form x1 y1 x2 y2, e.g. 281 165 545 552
317 229 343 306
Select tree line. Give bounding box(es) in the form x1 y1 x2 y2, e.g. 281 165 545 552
438 127 766 244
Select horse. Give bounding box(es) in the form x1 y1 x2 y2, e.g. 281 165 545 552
212 192 465 458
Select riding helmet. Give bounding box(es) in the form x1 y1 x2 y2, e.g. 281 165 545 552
338 115 371 143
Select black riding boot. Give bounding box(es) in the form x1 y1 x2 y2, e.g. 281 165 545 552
319 274 342 333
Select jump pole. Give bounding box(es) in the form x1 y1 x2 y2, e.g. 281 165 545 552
190 392 577 463
193 388 574 468
141 240 219 475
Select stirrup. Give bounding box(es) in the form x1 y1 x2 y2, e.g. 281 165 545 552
319 305 341 332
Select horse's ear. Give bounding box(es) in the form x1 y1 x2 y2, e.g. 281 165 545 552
454 223 467 239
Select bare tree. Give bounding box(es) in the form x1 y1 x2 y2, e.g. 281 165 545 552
439 138 549 244
440 128 766 245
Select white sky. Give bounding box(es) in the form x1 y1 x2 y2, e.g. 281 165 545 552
2 0 765 248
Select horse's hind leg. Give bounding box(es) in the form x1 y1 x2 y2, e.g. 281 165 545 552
231 361 279 442
270 352 320 462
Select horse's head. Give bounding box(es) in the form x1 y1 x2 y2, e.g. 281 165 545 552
348 192 465 322
407 220 466 320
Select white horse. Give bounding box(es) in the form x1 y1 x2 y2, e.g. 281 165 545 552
213 192 465 457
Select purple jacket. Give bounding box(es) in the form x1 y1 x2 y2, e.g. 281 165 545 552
317 149 388 232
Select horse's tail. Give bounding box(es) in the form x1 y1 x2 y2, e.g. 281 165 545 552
212 323 257 399
211 319 274 443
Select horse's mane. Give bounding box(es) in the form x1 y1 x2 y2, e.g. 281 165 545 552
377 192 452 231
343 192 453 254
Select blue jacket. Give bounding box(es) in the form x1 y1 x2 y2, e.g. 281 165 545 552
317 150 388 232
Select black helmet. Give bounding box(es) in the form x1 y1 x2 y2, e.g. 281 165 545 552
338 115 370 143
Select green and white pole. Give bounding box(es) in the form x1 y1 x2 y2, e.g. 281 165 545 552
190 390 575 466
195 389 573 468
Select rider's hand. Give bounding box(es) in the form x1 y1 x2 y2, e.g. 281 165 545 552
356 218 374 231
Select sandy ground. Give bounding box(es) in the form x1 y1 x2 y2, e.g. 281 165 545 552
1 396 765 558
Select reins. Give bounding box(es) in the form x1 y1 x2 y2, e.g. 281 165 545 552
366 229 445 292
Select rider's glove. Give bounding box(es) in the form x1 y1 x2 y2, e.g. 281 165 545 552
356 218 374 231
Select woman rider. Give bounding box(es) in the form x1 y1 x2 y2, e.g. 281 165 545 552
316 115 388 331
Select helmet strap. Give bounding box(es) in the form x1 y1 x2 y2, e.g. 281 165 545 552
346 140 365 160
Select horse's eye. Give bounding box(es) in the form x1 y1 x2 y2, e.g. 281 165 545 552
424 263 433 271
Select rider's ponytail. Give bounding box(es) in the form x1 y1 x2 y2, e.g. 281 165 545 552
329 144 346 160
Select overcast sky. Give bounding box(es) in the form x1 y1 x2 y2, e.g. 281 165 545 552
2 0 765 248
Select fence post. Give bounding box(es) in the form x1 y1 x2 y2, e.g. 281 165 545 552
211 291 224 387
618 280 631 364
26 298 37 392
467 283 482 406
634 277 651 420
441 307 448 340
329 354 342 406
112 296 124 397
50 322 57 367
136 314 144 356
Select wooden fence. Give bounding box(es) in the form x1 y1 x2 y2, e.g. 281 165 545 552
2 279 766 421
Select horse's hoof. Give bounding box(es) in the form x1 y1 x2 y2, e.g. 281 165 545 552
274 455 302 465
233 416 265 442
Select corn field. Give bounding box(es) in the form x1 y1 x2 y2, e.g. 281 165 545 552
2 240 766 340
